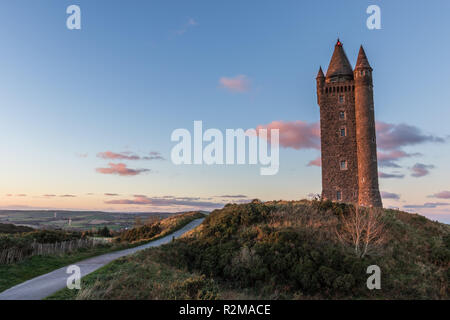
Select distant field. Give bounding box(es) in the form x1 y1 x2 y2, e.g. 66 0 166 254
0 210 180 231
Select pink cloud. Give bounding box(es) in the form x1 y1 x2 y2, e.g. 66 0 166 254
219 75 251 93
429 191 450 199
96 163 150 176
256 120 320 150
253 120 444 169
307 157 322 167
97 151 140 160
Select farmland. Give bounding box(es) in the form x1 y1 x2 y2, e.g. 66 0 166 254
0 210 180 231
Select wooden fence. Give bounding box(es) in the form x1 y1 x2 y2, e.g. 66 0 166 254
0 238 108 265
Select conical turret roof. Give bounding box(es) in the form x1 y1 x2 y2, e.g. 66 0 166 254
355 45 372 70
316 66 324 79
326 39 354 79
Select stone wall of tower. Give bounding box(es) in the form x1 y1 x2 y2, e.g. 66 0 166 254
317 81 359 203
354 69 382 207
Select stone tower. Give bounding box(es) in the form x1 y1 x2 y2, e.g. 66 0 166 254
316 39 382 207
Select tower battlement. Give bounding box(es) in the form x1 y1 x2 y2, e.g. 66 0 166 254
316 40 382 208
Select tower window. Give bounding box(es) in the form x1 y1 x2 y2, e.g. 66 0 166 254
340 128 346 137
338 95 344 103
337 191 342 201
340 160 347 170
339 111 346 119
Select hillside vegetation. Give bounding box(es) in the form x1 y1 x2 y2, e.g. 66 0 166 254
1 211 205 293
51 200 449 300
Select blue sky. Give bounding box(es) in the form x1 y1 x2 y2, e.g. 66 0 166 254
1 1 450 223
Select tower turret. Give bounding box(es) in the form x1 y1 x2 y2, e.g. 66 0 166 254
316 66 325 104
326 39 354 82
354 46 382 207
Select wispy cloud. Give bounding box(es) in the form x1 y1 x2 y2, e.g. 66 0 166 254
381 191 400 200
97 151 140 160
105 195 223 208
219 75 251 93
60 194 76 198
176 17 198 36
404 202 450 209
216 195 248 198
377 150 421 168
96 163 150 176
410 163 435 178
97 151 165 161
104 193 119 196
428 191 450 199
379 172 405 179
376 122 445 151
143 152 166 161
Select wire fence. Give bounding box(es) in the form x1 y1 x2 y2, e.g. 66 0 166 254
0 238 108 265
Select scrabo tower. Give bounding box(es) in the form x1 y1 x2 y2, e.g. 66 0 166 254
316 39 382 207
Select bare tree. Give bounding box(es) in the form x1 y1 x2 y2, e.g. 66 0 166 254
336 205 386 258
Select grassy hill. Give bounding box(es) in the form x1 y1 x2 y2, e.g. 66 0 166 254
0 211 205 293
49 200 449 300
0 223 34 234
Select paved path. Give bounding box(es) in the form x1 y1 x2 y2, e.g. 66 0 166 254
0 218 204 300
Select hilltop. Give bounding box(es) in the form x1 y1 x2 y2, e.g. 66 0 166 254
50 200 449 300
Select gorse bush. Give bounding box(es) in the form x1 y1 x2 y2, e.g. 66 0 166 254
154 200 449 299
118 223 162 243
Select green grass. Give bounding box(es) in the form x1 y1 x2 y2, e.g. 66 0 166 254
47 249 218 300
0 244 126 293
0 212 205 295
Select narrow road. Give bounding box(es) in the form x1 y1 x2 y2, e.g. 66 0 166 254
0 218 204 300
